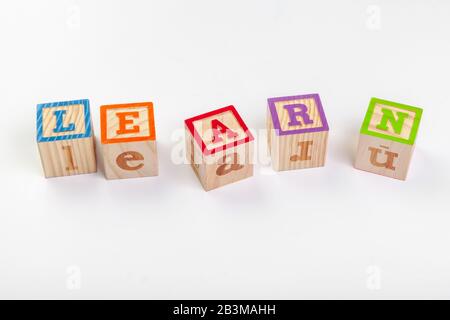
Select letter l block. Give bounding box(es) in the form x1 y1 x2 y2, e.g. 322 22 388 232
36 99 97 178
354 98 423 180
267 94 330 171
100 102 158 179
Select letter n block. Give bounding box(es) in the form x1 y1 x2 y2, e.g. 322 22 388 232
36 99 97 178
185 106 254 191
100 102 158 179
267 94 329 171
355 98 423 180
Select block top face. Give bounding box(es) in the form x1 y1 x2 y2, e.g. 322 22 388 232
36 99 92 142
100 102 156 144
360 98 423 145
185 105 254 156
268 94 329 136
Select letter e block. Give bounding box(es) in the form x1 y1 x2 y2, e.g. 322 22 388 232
100 102 158 179
267 94 329 171
36 99 97 178
355 98 423 180
185 106 254 191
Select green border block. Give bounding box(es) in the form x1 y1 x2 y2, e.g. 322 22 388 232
360 97 423 145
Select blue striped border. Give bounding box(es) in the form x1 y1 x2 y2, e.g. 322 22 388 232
36 99 92 142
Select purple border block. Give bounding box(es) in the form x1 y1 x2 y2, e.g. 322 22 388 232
268 93 329 136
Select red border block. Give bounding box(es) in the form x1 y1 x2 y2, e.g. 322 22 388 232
185 105 254 156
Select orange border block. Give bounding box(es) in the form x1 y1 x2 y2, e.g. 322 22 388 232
100 102 156 144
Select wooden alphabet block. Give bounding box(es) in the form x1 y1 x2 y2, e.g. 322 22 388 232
267 94 329 171
100 102 158 179
185 105 254 191
36 99 97 178
354 98 423 180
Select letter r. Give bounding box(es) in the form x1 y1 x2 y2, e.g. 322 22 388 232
284 104 314 127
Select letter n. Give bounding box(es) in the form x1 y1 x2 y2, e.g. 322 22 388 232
376 108 409 134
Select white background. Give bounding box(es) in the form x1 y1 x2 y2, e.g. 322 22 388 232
1 0 449 299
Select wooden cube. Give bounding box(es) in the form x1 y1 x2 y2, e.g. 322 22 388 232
185 105 254 191
267 94 329 171
354 98 423 180
36 99 97 178
100 102 158 179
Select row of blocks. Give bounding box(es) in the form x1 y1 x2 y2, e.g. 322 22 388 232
36 95 423 191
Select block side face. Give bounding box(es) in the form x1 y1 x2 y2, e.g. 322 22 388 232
360 98 423 145
266 106 275 157
271 131 328 172
37 99 92 142
354 134 414 180
100 102 156 144
37 136 97 178
102 140 158 179
185 126 206 185
267 93 329 137
184 105 254 156
202 141 254 191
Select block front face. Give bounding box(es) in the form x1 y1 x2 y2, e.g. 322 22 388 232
268 94 329 136
185 106 254 191
100 102 158 179
185 106 254 156
355 134 414 180
267 94 329 171
361 98 423 145
203 143 254 191
186 128 254 191
37 99 92 142
271 131 329 172
38 137 97 178
103 141 158 179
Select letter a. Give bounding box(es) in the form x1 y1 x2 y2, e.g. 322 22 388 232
216 153 244 176
211 119 238 144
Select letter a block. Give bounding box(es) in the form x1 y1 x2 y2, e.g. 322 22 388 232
100 102 158 179
36 99 97 178
185 106 254 191
355 98 423 180
267 94 329 171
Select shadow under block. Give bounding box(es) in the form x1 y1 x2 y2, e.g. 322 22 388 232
185 105 254 191
267 94 329 172
100 102 158 180
354 98 423 180
36 99 97 178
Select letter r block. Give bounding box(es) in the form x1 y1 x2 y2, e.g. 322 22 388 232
267 94 329 171
36 99 97 178
355 98 423 180
185 105 254 191
100 102 158 179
